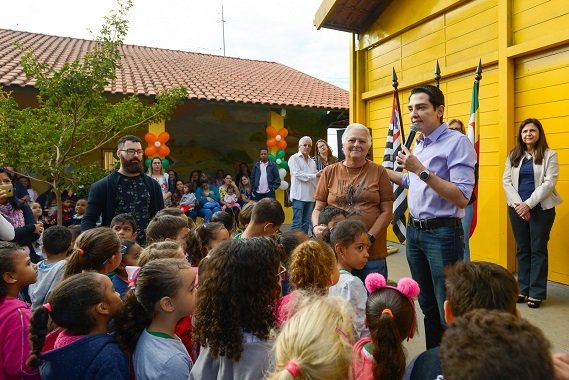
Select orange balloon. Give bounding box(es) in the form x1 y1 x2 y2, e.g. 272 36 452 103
278 128 289 138
145 146 157 157
158 145 170 157
267 138 277 147
145 133 156 145
266 126 278 138
276 140 287 150
157 132 170 144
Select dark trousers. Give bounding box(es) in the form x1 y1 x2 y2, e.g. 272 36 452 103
508 206 555 300
406 224 464 349
253 189 275 201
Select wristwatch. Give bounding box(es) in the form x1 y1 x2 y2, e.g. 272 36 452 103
368 234 376 244
419 168 431 181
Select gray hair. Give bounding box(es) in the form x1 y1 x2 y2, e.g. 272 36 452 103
298 136 313 146
342 123 371 145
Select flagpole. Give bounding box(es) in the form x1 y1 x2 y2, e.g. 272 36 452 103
468 59 483 238
392 67 405 142
434 59 441 88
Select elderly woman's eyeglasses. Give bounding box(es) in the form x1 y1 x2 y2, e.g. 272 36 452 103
120 149 144 156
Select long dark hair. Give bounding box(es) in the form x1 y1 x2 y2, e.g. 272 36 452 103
509 118 549 167
27 272 107 368
367 288 416 380
113 258 192 353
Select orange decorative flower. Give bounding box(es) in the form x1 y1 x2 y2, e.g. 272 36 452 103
144 132 171 158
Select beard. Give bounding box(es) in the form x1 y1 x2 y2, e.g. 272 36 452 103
120 155 142 174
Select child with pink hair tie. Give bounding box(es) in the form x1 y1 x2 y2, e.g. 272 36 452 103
352 273 420 380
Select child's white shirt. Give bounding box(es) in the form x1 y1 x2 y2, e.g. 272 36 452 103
329 269 370 340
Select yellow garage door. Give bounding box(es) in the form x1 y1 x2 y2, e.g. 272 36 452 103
515 46 569 284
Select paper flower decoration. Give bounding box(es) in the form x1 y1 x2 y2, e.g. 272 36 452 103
144 132 171 158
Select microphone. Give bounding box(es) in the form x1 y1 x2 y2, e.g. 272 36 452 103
404 124 419 151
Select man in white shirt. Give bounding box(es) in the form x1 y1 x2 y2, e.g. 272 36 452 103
250 148 280 200
288 136 320 233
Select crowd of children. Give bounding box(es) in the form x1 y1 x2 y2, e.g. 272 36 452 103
1 192 568 380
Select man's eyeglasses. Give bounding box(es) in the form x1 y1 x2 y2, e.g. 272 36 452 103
120 149 144 156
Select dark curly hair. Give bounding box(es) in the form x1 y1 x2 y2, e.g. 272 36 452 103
27 272 106 368
113 258 192 353
193 237 282 361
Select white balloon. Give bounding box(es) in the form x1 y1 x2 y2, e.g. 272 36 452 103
154 141 161 147
279 180 289 190
275 135 282 141
276 158 282 164
278 168 287 179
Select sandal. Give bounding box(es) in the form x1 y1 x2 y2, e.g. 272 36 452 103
527 298 542 308
517 295 527 303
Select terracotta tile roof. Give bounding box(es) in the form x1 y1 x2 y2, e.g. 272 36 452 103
0 29 348 110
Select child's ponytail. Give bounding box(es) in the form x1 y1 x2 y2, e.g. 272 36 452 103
114 290 151 353
26 306 50 368
26 272 107 368
372 310 405 379
364 274 420 380
64 227 121 278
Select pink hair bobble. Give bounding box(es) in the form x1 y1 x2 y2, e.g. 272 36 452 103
43 303 52 313
285 360 301 378
365 273 387 293
364 273 420 299
126 266 142 289
397 277 420 299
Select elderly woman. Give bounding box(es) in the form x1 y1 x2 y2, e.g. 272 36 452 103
313 139 338 171
288 136 320 233
312 124 393 279
503 118 562 309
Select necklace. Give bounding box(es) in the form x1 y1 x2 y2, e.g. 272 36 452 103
344 161 365 206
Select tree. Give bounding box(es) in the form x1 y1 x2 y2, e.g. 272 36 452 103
0 0 187 224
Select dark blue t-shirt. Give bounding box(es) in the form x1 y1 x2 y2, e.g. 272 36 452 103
518 157 535 202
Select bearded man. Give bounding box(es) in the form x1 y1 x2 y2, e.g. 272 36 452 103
81 135 164 244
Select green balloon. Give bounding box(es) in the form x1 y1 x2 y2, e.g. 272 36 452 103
162 159 169 170
268 154 277 162
280 161 288 169
276 149 286 159
145 158 151 168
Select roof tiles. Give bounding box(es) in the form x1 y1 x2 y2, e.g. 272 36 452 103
0 29 348 110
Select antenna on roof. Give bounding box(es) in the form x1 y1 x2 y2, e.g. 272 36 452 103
221 0 226 56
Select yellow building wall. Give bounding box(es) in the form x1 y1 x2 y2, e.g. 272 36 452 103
349 0 569 283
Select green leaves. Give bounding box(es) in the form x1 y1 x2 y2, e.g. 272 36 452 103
0 0 186 224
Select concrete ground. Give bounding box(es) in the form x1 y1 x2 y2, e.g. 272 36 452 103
384 242 569 361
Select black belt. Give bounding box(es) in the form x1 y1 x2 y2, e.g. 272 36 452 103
408 217 462 230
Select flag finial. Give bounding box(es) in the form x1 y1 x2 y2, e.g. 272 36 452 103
475 59 482 81
434 59 441 88
392 67 399 89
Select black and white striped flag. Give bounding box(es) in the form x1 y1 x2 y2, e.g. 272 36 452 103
382 91 407 243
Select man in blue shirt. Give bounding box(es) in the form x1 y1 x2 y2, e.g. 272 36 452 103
387 85 476 349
